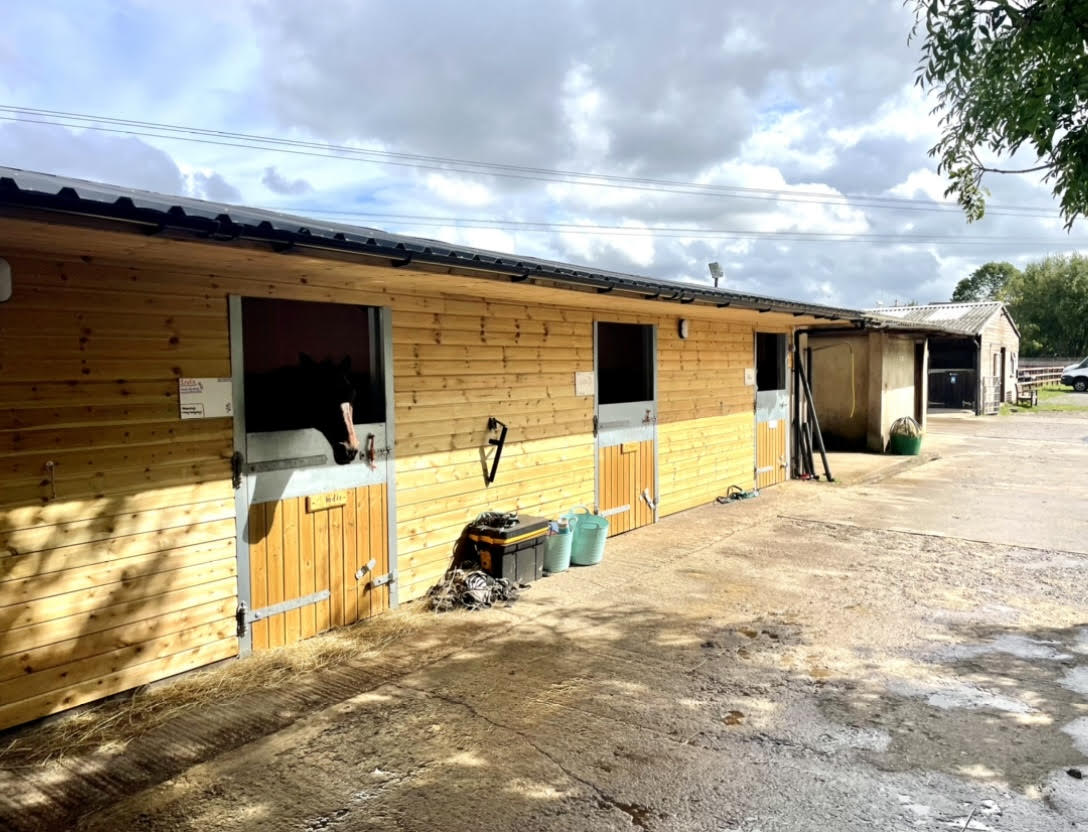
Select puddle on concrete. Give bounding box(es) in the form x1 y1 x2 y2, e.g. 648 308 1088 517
1061 666 1088 697
1062 718 1088 756
1073 629 1088 655
887 679 1035 713
941 634 1074 662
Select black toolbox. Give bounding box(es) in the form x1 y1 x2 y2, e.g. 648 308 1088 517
466 514 549 583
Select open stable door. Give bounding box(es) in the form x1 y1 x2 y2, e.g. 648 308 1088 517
230 297 397 654
595 322 657 536
755 333 789 489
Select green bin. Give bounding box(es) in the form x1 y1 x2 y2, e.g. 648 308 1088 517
889 434 922 455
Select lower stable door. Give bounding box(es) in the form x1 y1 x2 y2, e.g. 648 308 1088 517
597 438 656 535
246 481 390 650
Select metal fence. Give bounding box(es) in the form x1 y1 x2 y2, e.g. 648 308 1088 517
1017 365 1065 386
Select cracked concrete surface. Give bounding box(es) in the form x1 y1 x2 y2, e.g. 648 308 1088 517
4 410 1088 831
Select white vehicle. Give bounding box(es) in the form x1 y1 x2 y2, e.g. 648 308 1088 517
1061 357 1088 392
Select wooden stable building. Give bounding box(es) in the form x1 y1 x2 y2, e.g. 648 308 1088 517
0 168 868 730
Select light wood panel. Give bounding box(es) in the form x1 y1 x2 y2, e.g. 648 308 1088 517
0 252 239 731
756 419 788 490
245 484 389 651
597 441 655 537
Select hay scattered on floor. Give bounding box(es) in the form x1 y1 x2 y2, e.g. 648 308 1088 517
0 606 425 768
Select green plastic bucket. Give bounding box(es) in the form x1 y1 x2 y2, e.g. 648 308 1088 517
889 434 922 456
566 506 608 566
544 530 573 573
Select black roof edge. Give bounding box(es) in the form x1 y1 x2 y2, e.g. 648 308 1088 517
0 168 870 322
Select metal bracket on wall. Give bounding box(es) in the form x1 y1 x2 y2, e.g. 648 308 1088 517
486 417 508 484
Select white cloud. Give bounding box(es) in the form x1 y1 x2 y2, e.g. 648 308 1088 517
1 0 1083 310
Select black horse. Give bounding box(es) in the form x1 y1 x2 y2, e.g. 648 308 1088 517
245 353 361 464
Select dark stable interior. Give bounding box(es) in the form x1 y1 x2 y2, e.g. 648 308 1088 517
597 322 654 405
242 297 384 432
756 333 786 392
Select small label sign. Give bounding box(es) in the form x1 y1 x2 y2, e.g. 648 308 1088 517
574 371 595 397
306 490 349 512
744 368 756 386
179 377 233 419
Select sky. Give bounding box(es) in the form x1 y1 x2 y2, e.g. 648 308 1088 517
1 0 1084 308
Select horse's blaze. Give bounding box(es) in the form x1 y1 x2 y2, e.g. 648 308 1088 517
341 401 360 456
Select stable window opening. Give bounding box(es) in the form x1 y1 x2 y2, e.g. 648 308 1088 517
242 297 385 466
756 333 787 391
597 322 654 404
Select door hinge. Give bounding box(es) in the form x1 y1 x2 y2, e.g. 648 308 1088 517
231 451 244 489
372 573 396 588
237 590 332 637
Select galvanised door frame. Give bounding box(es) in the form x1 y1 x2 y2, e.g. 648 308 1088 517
593 320 659 522
753 330 791 487
229 296 398 656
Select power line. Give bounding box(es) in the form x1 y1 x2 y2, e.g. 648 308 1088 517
284 208 1086 247
0 104 1060 218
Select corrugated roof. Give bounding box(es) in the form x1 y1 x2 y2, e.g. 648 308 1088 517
0 166 868 323
863 302 1007 335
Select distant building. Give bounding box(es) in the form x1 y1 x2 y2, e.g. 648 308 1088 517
865 302 1021 415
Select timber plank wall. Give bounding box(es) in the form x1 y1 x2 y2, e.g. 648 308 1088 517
980 310 1020 404
0 226 789 729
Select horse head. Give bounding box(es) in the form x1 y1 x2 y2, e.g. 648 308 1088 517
299 353 360 464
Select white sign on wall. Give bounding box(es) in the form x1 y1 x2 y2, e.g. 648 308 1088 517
574 371 595 397
179 377 233 419
744 367 756 386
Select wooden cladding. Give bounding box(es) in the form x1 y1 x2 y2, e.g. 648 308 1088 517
756 420 788 490
0 233 789 730
598 440 655 537
246 484 389 651
0 487 238 731
0 255 237 731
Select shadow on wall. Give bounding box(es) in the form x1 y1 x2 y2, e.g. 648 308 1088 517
0 397 236 732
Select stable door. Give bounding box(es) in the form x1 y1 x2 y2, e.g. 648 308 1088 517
755 333 789 488
595 322 657 536
230 297 396 654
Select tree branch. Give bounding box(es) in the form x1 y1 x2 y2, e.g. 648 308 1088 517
977 163 1053 174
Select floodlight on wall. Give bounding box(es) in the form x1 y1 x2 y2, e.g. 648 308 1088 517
0 258 10 302
708 261 723 288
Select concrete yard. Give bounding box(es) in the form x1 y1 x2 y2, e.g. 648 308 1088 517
4 410 1088 831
